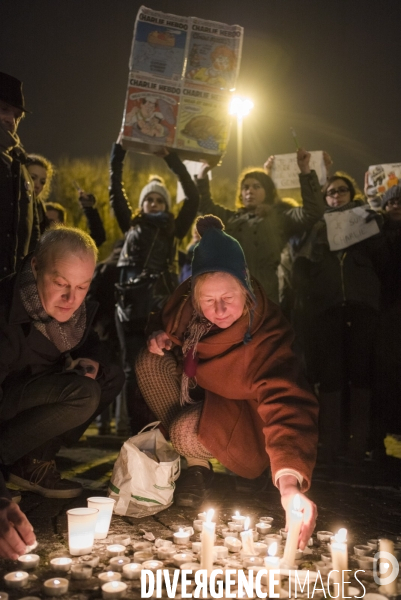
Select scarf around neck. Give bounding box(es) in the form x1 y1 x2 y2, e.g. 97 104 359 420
19 259 87 353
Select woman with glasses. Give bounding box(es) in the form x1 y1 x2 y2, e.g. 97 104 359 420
294 173 386 465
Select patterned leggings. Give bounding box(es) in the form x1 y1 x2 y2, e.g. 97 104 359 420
135 349 213 467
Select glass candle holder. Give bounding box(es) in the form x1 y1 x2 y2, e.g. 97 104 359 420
67 507 99 556
87 497 115 539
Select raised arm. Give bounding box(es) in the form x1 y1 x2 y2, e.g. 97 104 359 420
78 193 106 248
195 161 237 225
109 141 134 234
162 152 199 240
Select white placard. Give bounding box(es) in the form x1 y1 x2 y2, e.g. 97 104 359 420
270 151 326 189
324 206 379 251
367 162 401 196
176 160 212 203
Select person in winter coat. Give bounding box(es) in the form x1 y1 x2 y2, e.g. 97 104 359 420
135 215 318 547
195 149 326 303
109 138 199 434
293 174 387 464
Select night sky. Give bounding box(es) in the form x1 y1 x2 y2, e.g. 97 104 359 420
2 0 401 187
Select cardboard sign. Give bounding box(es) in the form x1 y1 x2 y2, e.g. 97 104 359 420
270 151 327 189
324 206 379 251
368 162 401 196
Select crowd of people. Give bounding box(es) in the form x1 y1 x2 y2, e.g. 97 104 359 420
0 68 399 560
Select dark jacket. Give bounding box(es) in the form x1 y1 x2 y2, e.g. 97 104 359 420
82 203 106 248
0 149 47 279
0 265 106 418
195 172 325 303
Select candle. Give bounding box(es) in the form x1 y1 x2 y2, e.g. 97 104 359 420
231 511 247 527
109 557 131 572
354 544 371 556
193 519 203 532
87 497 115 539
101 581 127 599
112 534 131 547
259 517 274 524
264 542 281 591
256 522 272 535
98 571 122 583
198 512 207 521
227 521 243 532
133 551 154 563
240 518 256 556
224 536 242 553
253 542 268 556
4 571 29 589
330 528 348 596
132 540 153 551
17 554 40 570
243 555 263 567
173 528 191 545
192 542 202 553
122 563 143 580
366 539 378 550
79 554 100 568
141 560 163 573
201 508 216 575
213 546 229 560
106 544 126 557
157 547 176 561
279 528 288 539
25 540 38 553
50 557 72 573
43 578 69 597
0 594 8 600
221 528 238 539
71 564 93 580
378 538 397 596
283 494 303 567
154 538 173 548
317 530 334 542
173 553 194 567
67 507 99 556
265 533 282 548
179 562 201 572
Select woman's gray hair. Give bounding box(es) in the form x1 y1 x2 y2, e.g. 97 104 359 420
33 225 98 271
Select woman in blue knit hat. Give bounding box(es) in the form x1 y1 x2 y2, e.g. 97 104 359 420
135 215 319 550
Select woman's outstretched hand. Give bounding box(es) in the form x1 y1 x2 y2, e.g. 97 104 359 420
148 330 173 355
279 476 317 550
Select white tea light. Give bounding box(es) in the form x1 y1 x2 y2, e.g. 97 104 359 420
112 535 131 547
224 536 242 553
70 564 93 580
43 578 69 597
106 544 126 557
141 560 163 573
98 572 122 583
4 571 29 589
157 547 176 561
109 557 130 572
17 554 40 570
173 553 194 567
173 528 191 545
50 558 72 573
133 551 153 563
122 563 143 580
101 580 127 600
256 522 272 535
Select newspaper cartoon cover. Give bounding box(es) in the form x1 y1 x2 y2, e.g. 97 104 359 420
175 85 231 156
122 74 180 148
129 6 189 81
368 162 401 196
184 17 243 91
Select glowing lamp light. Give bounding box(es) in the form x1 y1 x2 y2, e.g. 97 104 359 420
229 96 254 117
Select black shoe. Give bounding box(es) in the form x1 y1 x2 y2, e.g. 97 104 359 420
175 465 214 508
8 458 82 499
234 469 270 493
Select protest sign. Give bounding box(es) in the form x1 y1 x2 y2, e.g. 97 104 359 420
270 151 327 189
324 206 379 251
367 163 401 196
121 6 243 161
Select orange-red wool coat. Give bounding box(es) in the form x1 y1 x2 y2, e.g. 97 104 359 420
160 278 319 492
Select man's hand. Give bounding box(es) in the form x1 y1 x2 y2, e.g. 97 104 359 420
78 193 96 209
279 476 317 550
263 155 275 175
147 330 172 355
297 148 311 175
198 155 221 180
0 498 36 560
323 151 333 176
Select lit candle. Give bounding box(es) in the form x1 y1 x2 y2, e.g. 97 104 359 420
330 528 348 596
109 557 131 572
173 553 194 567
106 544 126 557
283 494 303 567
157 547 176 561
173 528 191 545
112 534 131 547
378 538 397 596
43 578 69 597
240 517 256 556
227 521 244 532
67 507 99 556
264 542 281 592
141 560 163 573
98 571 122 583
50 557 72 573
101 580 127 599
256 522 272 535
201 508 216 575
221 528 238 538
87 496 115 539
122 562 143 580
4 571 29 589
253 542 268 557
231 511 247 527
224 536 242 553
0 593 8 600
70 564 93 580
243 555 263 567
17 554 40 570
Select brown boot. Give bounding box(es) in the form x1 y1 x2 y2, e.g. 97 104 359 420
8 457 82 499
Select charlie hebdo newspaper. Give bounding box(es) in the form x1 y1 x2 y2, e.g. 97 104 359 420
121 6 243 160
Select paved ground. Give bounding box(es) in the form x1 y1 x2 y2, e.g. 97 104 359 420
0 425 400 599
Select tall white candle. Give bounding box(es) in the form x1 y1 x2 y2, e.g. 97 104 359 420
379 538 397 596
201 508 215 575
240 517 256 556
263 542 281 591
330 528 348 596
283 494 303 566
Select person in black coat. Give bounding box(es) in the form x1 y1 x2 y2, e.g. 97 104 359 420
109 138 199 434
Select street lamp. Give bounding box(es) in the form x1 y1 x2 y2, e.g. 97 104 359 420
229 96 254 175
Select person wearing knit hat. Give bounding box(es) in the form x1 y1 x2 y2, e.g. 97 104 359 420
135 215 319 547
109 136 199 436
381 184 401 219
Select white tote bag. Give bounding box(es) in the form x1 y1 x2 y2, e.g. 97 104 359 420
108 422 180 518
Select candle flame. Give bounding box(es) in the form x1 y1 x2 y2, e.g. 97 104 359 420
179 528 184 533
244 517 250 531
54 580 60 585
206 508 214 522
111 581 119 588
107 571 114 576
15 572 24 578
293 494 301 511
334 528 347 543
268 542 278 557
235 511 240 517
